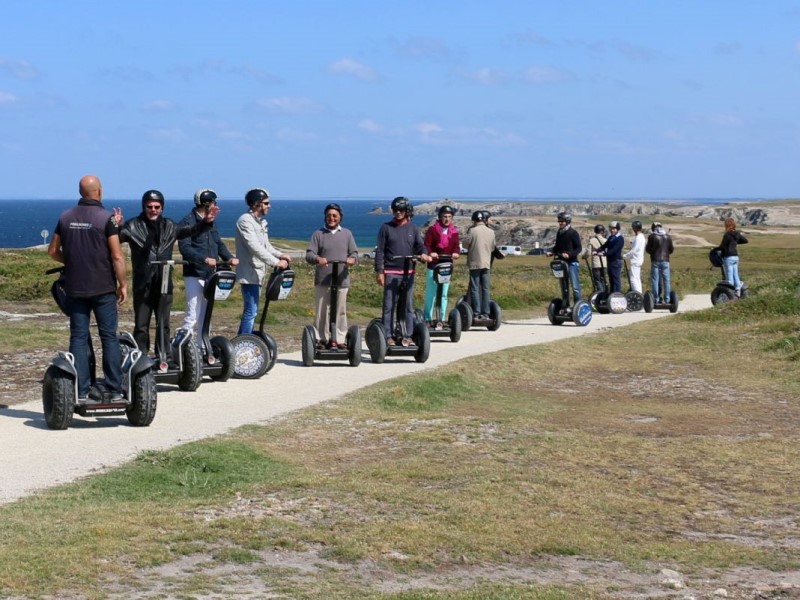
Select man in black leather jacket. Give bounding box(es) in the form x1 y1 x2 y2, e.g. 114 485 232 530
119 190 218 354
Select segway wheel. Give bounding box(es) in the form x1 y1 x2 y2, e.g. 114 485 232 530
210 336 235 382
487 301 502 331
126 370 157 427
447 308 462 343
301 325 316 367
572 300 593 327
365 319 387 364
643 291 655 313
413 321 430 363
42 365 75 430
625 291 644 312
177 339 202 391
347 325 362 367
231 333 271 379
739 285 749 299
413 308 425 327
669 291 679 313
457 297 473 331
711 286 736 306
547 298 563 326
608 292 627 314
259 332 279 373
589 291 601 312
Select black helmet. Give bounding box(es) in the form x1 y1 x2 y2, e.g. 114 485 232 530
141 189 164 209
631 220 643 232
391 196 412 216
437 205 455 218
194 188 217 207
471 210 485 222
324 202 343 219
594 224 606 235
557 212 571 223
245 188 270 207
482 210 492 221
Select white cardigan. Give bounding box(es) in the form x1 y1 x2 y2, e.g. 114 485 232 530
234 211 283 285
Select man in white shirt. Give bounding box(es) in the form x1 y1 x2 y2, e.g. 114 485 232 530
623 220 646 293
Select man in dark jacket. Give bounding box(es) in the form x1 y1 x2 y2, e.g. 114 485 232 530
178 189 238 336
596 221 625 293
645 222 674 302
547 212 583 301
119 190 218 354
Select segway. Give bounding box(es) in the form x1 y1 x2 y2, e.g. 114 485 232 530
455 248 504 332
583 255 626 314
623 259 644 312
41 268 157 430
709 249 749 305
301 261 361 367
420 256 462 342
365 256 430 364
195 265 237 381
231 266 295 378
643 267 679 313
547 259 592 326
150 260 202 391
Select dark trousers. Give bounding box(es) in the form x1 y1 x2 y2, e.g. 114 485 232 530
591 267 607 293
67 293 122 397
381 272 415 340
133 287 173 356
469 268 491 315
607 259 623 294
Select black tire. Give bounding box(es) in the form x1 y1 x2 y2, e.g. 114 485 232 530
572 300 593 327
210 336 235 382
547 298 563 325
42 365 74 430
365 319 386 364
127 371 157 426
457 297 473 331
739 286 749 299
447 308 462 343
347 325 362 367
643 291 655 313
669 291 679 313
413 308 425 326
589 291 601 312
413 321 430 363
231 333 271 379
177 339 202 391
711 286 736 306
625 291 644 312
261 333 279 373
487 301 502 331
302 325 316 367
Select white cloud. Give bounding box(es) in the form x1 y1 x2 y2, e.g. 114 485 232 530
0 58 38 79
327 58 380 82
0 91 18 105
523 65 571 85
276 128 319 143
413 122 525 146
255 96 322 114
358 118 403 137
141 99 176 112
146 128 187 144
459 67 511 86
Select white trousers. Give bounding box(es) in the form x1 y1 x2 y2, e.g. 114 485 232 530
182 276 208 335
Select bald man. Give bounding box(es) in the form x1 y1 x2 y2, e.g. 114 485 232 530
48 175 128 402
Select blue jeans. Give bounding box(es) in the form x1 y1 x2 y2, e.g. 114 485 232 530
238 283 261 335
67 293 122 397
723 256 742 290
567 261 582 302
650 261 671 301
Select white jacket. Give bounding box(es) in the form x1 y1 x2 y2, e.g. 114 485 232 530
235 211 283 285
623 232 646 266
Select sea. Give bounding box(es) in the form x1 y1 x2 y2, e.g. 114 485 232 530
0 197 745 249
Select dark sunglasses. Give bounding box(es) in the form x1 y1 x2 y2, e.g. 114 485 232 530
145 204 162 210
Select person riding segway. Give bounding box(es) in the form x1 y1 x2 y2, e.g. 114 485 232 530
457 210 502 332
422 204 463 341
643 222 678 313
622 220 645 312
547 212 592 326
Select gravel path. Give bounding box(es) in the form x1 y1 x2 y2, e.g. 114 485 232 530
0 295 711 505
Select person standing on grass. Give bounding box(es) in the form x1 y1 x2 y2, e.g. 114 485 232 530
235 188 292 335
546 212 583 302
715 217 748 295
178 188 238 337
305 203 359 349
595 221 625 293
48 174 126 402
645 222 674 302
623 220 646 293
374 196 430 346
423 204 460 327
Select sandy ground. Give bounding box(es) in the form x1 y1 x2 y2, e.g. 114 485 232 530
0 295 710 506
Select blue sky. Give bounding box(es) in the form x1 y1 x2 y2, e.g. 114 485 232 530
2 1 799 200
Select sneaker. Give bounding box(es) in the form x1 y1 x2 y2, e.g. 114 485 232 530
401 338 413 347
435 321 444 330
387 338 397 346
317 339 328 350
106 392 124 402
328 341 338 349
337 341 347 350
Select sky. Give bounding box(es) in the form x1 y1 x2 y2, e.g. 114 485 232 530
1 0 799 201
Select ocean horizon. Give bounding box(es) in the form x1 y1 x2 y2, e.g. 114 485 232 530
0 196 763 249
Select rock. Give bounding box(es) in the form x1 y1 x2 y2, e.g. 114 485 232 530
712 588 728 597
